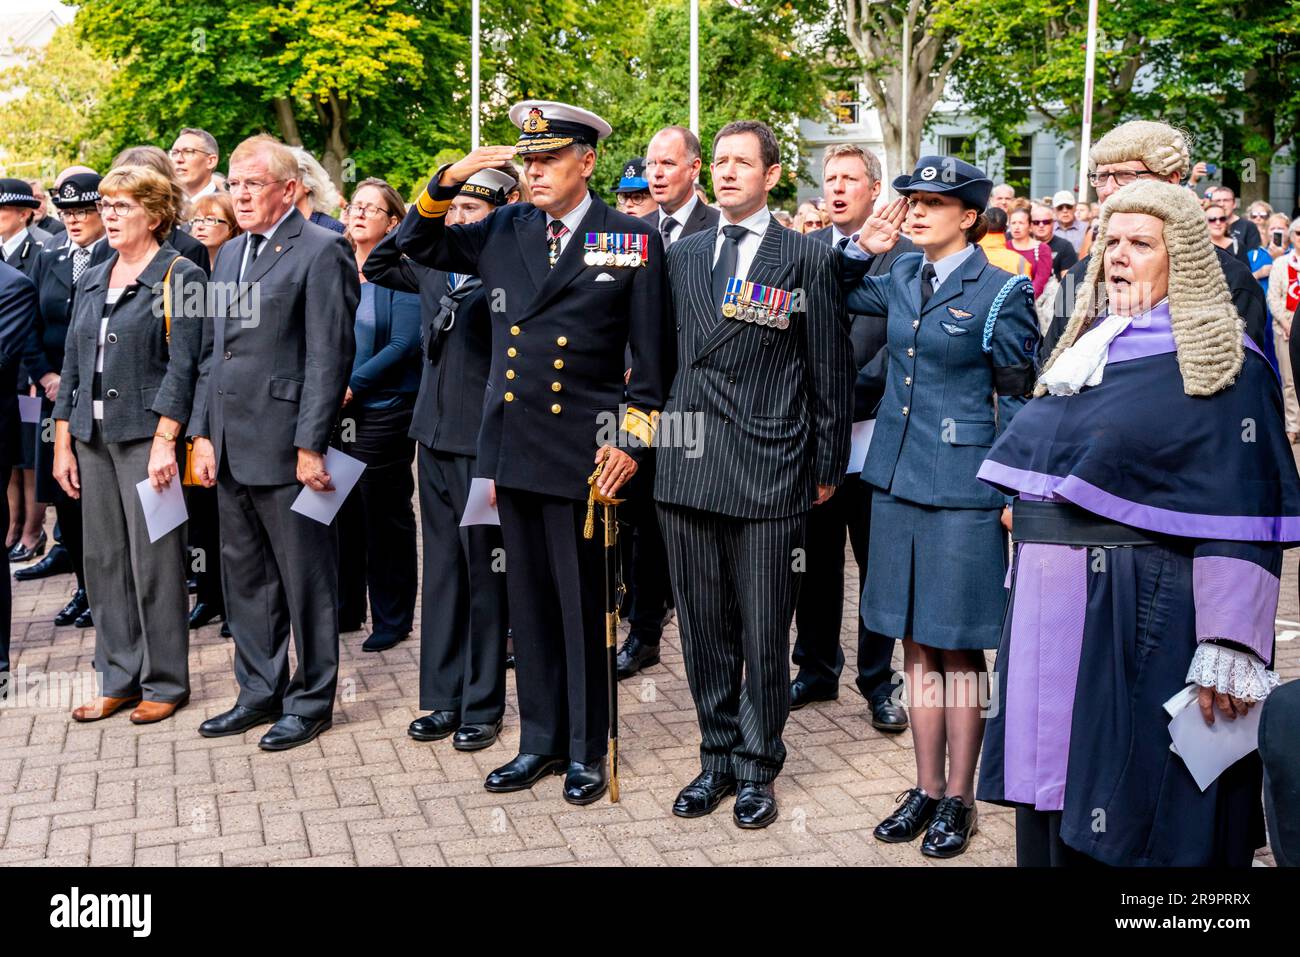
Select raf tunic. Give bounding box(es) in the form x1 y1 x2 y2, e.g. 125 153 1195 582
843 244 1039 649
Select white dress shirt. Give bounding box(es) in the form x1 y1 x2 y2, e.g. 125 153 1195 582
545 191 593 256
184 179 219 203
657 193 699 247
2 228 30 262
239 204 296 277
924 243 976 292
712 205 771 282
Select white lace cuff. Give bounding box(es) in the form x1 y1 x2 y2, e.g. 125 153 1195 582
1185 643 1281 702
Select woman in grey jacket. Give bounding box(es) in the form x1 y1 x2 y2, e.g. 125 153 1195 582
51 165 205 724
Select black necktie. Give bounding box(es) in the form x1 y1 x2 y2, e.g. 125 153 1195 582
241 233 264 280
712 224 748 320
547 220 568 268
661 216 678 248
837 236 851 252
920 262 937 309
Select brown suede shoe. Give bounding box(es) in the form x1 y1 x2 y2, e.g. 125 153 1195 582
71 695 141 722
129 698 188 724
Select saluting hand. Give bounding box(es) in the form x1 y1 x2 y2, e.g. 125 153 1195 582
441 146 518 188
857 197 909 256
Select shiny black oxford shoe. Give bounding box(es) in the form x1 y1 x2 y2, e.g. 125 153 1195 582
258 714 333 751
54 588 89 627
789 677 838 710
920 796 978 858
672 770 737 818
453 719 502 752
874 787 940 843
563 760 608 805
408 710 459 741
198 704 282 738
733 781 778 829
484 753 567 793
615 635 660 680
870 696 909 733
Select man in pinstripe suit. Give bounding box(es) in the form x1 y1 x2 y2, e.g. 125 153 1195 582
656 121 854 829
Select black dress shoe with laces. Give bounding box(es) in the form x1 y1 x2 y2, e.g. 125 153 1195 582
870 696 909 733
198 704 282 738
54 588 89 627
188 601 223 630
484 753 567 792
789 677 838 710
563 760 608 805
921 797 978 858
73 607 93 628
615 635 660 680
408 710 459 741
453 719 502 752
258 714 333 751
874 788 940 843
362 630 409 653
733 781 778 829
672 770 737 818
14 544 72 581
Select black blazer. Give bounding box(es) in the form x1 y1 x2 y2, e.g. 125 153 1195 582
2 230 47 282
396 172 673 502
23 239 113 382
809 225 918 421
0 262 36 473
167 226 210 275
642 199 720 243
654 216 854 519
364 229 493 456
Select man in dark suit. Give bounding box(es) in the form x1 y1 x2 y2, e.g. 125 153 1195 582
397 100 673 804
614 125 723 681
656 120 854 829
791 144 914 734
364 167 519 753
190 134 358 751
0 260 37 681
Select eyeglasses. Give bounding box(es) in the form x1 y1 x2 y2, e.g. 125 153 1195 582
1206 215 1228 223
61 208 98 223
1030 218 1053 225
169 147 214 161
343 202 395 220
226 178 284 196
187 216 229 228
95 200 139 218
1086 169 1158 188
1250 212 1269 220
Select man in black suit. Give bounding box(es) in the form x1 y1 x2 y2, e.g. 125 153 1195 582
190 135 358 751
790 144 912 734
365 167 519 753
396 101 673 805
0 260 37 681
614 125 722 681
656 120 853 829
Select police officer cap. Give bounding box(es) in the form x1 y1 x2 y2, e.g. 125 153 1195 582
509 100 612 156
891 156 993 209
614 157 649 194
460 168 517 206
51 172 103 209
0 178 40 209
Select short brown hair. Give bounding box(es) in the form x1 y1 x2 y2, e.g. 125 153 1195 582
822 144 881 184
712 120 780 169
112 145 177 182
191 191 242 239
99 165 181 240
351 177 406 219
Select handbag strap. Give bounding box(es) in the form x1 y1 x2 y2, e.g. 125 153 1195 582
162 255 183 344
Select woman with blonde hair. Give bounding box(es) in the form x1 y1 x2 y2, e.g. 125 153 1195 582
978 179 1300 866
1267 216 1300 442
288 147 345 233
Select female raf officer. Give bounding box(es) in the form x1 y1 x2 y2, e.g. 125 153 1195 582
839 157 1040 858
51 164 205 724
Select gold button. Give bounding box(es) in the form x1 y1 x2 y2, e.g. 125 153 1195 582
551 403 562 414
553 359 564 370
506 369 516 380
907 347 915 357
504 392 514 402
508 347 517 357
551 382 562 392
510 325 521 336
556 336 568 347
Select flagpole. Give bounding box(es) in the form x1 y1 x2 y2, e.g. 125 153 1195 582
1076 0 1099 203
471 0 481 149
690 0 699 136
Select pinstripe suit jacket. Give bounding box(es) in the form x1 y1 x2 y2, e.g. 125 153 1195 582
654 216 854 519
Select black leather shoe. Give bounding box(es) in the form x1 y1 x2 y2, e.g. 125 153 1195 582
362 630 409 653
874 788 940 843
484 753 567 793
733 781 778 829
339 618 365 633
259 714 333 751
453 719 502 752
789 677 838 710
408 710 459 741
14 544 72 581
54 588 89 627
870 696 909 733
220 620 232 638
8 530 47 563
615 635 660 680
198 704 282 738
672 770 737 818
921 797 978 858
563 760 608 805
73 607 93 628
188 601 223 630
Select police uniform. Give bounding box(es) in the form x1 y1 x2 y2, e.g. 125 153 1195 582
842 158 1039 651
395 101 673 803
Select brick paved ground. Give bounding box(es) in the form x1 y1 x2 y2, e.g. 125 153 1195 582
2 509 1294 867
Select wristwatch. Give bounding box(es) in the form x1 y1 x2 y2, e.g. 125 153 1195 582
154 429 177 442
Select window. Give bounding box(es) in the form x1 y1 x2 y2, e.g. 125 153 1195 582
1004 135 1033 194
942 135 978 166
830 91 860 126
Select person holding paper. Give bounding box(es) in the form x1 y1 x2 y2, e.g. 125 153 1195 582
977 180 1300 866
50 165 204 725
187 135 358 751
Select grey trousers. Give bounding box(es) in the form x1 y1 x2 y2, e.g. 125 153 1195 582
76 426 190 702
217 456 340 720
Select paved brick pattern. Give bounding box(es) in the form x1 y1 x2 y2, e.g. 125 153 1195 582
2 511 1294 866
